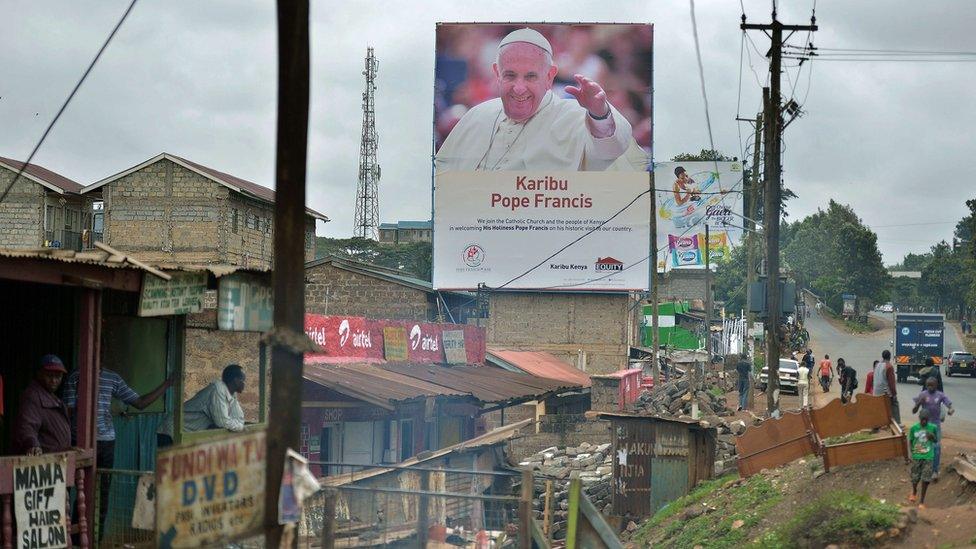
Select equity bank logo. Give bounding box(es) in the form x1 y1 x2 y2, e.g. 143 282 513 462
462 244 485 267
595 257 624 272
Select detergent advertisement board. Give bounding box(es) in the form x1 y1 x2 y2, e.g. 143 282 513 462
654 161 743 271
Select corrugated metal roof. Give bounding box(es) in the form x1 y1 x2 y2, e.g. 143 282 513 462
83 153 329 221
0 156 84 194
380 363 579 404
0 247 269 279
303 362 470 409
0 247 157 271
487 349 591 388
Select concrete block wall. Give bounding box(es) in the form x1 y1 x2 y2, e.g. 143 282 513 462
184 311 264 421
103 159 228 264
305 263 433 321
658 269 709 303
487 292 631 374
0 167 44 248
103 157 316 267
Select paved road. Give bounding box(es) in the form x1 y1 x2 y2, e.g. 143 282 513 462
803 308 976 439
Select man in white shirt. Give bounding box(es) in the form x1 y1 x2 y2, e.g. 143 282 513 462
435 27 642 172
797 362 810 408
157 364 246 447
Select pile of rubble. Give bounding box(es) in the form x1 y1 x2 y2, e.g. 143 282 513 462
517 443 613 541
633 376 748 475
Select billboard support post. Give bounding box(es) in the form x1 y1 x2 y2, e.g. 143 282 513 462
650 171 660 384
746 111 761 409
705 223 711 357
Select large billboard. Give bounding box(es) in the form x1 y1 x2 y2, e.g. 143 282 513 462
433 23 653 291
653 161 743 271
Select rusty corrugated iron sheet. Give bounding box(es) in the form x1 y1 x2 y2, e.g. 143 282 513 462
0 156 84 193
487 348 592 387
303 362 470 409
381 363 581 404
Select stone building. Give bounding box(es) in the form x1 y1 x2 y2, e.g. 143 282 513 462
305 255 477 323
81 153 328 268
487 291 635 375
0 156 93 250
377 220 432 244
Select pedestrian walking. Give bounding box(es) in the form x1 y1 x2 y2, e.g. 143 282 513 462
803 349 815 382
912 377 954 480
874 350 901 424
818 354 833 393
838 358 858 404
908 408 938 509
797 360 810 407
917 357 943 392
735 355 752 412
865 360 877 395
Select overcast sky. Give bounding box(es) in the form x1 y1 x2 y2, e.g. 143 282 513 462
2 1 974 264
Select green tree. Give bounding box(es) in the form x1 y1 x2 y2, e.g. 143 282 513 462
712 245 748 312
781 201 890 312
314 236 432 280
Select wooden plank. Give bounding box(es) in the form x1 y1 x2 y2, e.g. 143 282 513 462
737 436 817 477
810 394 890 439
823 435 907 470
735 410 810 457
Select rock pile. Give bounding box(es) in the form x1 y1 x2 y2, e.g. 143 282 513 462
633 376 747 475
517 442 613 541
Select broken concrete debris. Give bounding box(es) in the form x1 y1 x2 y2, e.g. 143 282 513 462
633 376 743 475
516 442 613 541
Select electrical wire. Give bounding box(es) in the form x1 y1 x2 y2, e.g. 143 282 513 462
0 0 139 207
784 56 976 63
689 0 720 176
490 189 651 290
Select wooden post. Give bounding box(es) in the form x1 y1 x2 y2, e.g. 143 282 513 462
265 0 310 545
519 468 532 549
418 469 430 547
542 480 553 536
565 473 581 549
321 489 336 549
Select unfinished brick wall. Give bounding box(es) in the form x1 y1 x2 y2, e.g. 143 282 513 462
658 270 709 303
0 167 44 248
103 159 227 264
183 311 265 421
102 157 316 267
305 262 433 320
487 292 631 374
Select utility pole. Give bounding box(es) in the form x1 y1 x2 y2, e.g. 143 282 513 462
649 171 660 385
742 9 816 416
744 112 761 409
704 223 712 359
266 0 309 545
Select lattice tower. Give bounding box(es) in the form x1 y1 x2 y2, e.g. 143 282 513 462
353 47 380 239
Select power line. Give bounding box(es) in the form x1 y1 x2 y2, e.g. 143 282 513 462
0 0 139 207
787 45 976 55
491 189 651 290
689 0 719 175
785 56 976 63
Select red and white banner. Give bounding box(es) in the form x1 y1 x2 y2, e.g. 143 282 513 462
303 314 486 365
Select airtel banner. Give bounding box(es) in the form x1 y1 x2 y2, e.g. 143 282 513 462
304 314 486 364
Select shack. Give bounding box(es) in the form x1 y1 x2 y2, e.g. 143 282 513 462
598 413 716 518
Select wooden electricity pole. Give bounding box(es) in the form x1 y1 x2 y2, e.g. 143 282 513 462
650 171 661 384
266 0 310 545
742 9 816 416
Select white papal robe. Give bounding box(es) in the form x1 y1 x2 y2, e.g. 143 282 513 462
435 91 640 173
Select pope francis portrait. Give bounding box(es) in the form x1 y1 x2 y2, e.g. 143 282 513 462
435 27 646 173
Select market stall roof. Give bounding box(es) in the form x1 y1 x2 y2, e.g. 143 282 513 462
303 362 471 410
487 348 591 388
380 362 580 405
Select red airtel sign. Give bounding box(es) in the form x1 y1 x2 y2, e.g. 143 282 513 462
303 314 486 364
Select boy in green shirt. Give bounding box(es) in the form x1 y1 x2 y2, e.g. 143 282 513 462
908 408 938 508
